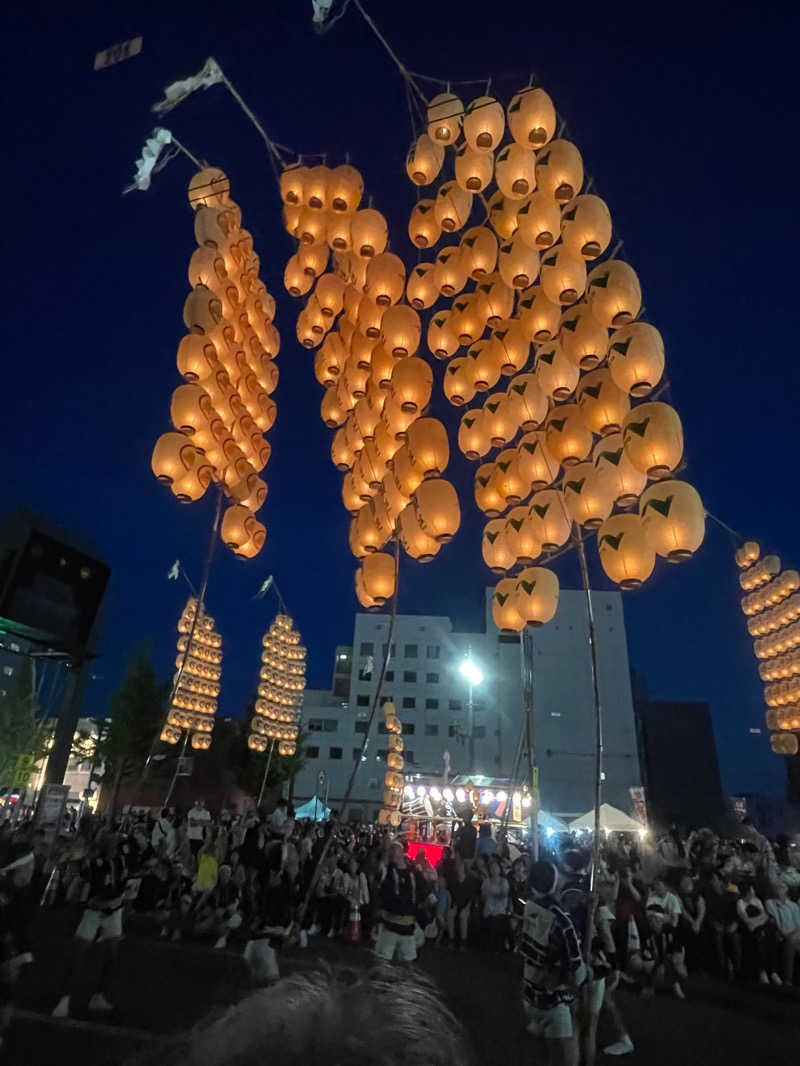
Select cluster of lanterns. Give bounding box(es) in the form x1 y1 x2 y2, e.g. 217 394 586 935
278 162 461 607
248 614 306 756
403 782 531 807
736 542 800 756
162 596 222 749
151 167 279 558
402 86 704 628
377 700 405 827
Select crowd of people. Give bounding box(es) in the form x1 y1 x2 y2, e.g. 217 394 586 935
0 798 799 1062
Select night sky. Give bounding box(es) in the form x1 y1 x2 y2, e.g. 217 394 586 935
4 1 799 797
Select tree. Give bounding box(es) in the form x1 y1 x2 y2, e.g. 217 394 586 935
0 659 49 792
95 643 168 815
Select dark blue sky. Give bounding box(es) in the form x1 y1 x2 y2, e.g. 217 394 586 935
4 1 799 796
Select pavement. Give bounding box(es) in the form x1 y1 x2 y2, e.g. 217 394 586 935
5 908 798 1065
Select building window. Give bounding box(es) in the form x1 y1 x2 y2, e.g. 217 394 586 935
356 695 369 707
473 725 486 739
358 665 373 681
355 721 369 734
360 641 374 655
306 746 320 758
402 697 416 709
308 719 323 731
385 670 394 681
378 722 388 734
329 747 343 759
402 722 416 735
323 719 338 732
353 748 363 761
448 699 462 711
426 672 439 684
448 725 457 737
404 644 418 658
405 751 414 763
426 645 440 659
403 671 417 683
333 678 349 698
382 642 395 658
2 666 13 677
425 698 439 710
425 724 439 737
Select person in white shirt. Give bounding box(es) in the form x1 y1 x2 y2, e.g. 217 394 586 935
766 880 800 986
736 881 776 985
151 809 176 857
187 800 211 857
269 800 288 836
645 878 682 928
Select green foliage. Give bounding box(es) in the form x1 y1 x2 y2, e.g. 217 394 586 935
199 708 309 801
0 660 49 790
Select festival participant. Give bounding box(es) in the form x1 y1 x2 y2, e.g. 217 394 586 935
519 860 586 1066
341 857 370 941
187 799 212 858
475 822 498 860
736 880 776 984
374 842 417 963
480 856 509 951
508 856 530 946
766 879 800 986
774 839 800 900
703 870 742 979
447 856 478 949
453 811 477 867
676 874 706 970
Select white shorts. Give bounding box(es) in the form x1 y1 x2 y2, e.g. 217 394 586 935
524 1001 574 1040
75 907 123 943
375 926 417 962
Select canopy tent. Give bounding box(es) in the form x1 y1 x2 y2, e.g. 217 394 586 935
295 796 330 821
570 803 644 834
538 810 569 833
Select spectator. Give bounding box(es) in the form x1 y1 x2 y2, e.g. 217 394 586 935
480 857 509 951
150 809 175 858
766 880 800 986
475 822 498 860
187 800 211 857
453 812 477 866
375 842 417 963
736 880 775 985
703 871 742 979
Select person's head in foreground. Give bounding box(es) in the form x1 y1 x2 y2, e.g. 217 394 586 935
529 860 559 899
129 964 472 1066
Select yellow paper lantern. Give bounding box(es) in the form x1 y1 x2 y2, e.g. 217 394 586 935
587 260 642 327
607 322 665 397
355 566 378 609
433 247 468 298
304 165 330 210
408 199 441 249
517 431 560 491
328 164 364 213
482 518 514 573
560 195 613 260
622 402 683 479
517 284 562 343
482 393 518 449
350 209 388 258
474 463 507 517
735 541 761 570
381 305 422 357
474 274 515 326
495 143 537 200
443 357 476 406
540 245 587 305
559 303 609 371
459 409 491 460
221 504 257 550
486 190 520 241
188 167 231 210
412 478 461 542
297 206 328 246
514 566 559 626
366 253 406 307
406 133 445 187
435 182 474 233
450 293 487 347
406 417 450 477
536 139 584 203
577 369 630 436
427 92 464 145
516 191 562 251
639 480 705 562
504 507 542 566
460 226 499 280
493 578 525 632
391 444 424 497
507 87 557 148
771 733 799 756
463 95 505 152
152 432 200 485
562 462 614 529
535 340 580 401
397 505 441 563
280 164 308 206
528 488 573 550
593 432 647 508
390 356 432 413
598 514 655 589
362 551 396 604
506 373 548 431
455 147 495 193
465 339 503 393
406 263 439 310
357 294 385 340
498 235 540 290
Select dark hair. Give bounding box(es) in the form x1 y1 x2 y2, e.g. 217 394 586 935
529 860 558 896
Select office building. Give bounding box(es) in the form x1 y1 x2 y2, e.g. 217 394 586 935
294 588 641 820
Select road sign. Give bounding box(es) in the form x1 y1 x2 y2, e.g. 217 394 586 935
94 36 143 71
12 753 36 791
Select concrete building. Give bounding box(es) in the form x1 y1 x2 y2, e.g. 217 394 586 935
294 588 641 820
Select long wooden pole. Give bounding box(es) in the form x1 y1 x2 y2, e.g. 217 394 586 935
257 737 277 809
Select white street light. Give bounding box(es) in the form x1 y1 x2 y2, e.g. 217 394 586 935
459 658 484 686
459 655 484 774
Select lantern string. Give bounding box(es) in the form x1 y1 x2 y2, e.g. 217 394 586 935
349 0 429 109
706 511 746 543
170 135 203 169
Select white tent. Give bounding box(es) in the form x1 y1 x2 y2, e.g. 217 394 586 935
295 796 330 821
538 810 569 833
570 803 644 834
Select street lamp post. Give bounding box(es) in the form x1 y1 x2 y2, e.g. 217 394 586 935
459 656 484 774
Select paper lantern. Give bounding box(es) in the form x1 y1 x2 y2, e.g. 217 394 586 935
540 246 587 305
412 478 461 542
366 253 406 307
381 305 422 357
343 357 370 399
319 332 347 379
639 480 705 562
491 449 529 507
297 243 329 280
474 274 515 327
545 405 593 466
535 340 580 400
493 319 531 376
506 373 548 430
320 387 349 428
507 87 557 148
382 469 411 524
326 213 352 252
771 733 799 756
427 92 464 144
587 260 642 327
482 393 517 448
406 133 446 185
514 193 559 253
357 294 384 340
607 322 665 397
357 434 384 483
493 578 525 632
361 551 396 604
495 143 537 200
455 147 495 193
474 463 506 517
350 331 376 372
487 191 520 241
460 226 499 280
390 356 432 413
593 433 647 507
536 140 584 203
450 293 486 346
151 432 200 485
577 369 630 436
183 284 222 334
304 165 330 210
463 95 505 151
328 164 363 213
622 402 683 479
559 304 609 371
391 444 424 497
297 206 328 245
406 417 450 477
528 488 572 550
367 344 393 389
331 427 355 470
459 409 491 460
315 273 346 320
560 195 612 260
517 431 560 491
382 396 417 441
435 182 473 233
514 566 559 626
350 209 388 258
735 542 761 570
188 167 231 210
466 339 503 393
221 504 257 549
597 514 654 589
408 200 441 249
161 725 182 745
505 506 542 565
187 246 228 291
283 203 302 239
406 263 438 310
443 357 476 406
740 555 780 592
482 519 514 573
498 235 540 290
355 566 378 609
397 505 441 563
563 462 614 528
433 247 468 298
176 334 218 383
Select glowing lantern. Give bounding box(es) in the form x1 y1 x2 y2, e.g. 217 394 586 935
593 433 647 507
343 357 370 399
283 203 302 239
514 193 558 253
350 209 388 258
326 213 352 252
493 319 530 376
304 165 330 210
406 133 446 185
507 87 557 148
391 444 424 496
443 357 476 406
459 409 490 460
315 273 346 319
187 246 227 291
176 334 218 383
351 331 376 371
366 253 406 307
536 140 584 203
433 247 468 298
622 402 683 479
357 294 384 340
559 304 609 371
577 369 630 436
342 469 369 513
516 286 560 345
771 733 799 756
319 332 347 380
280 164 308 206
463 95 505 151
482 519 514 572
598 514 655 588
370 344 396 388
412 479 460 542
152 432 200 485
460 227 498 280
381 305 422 357
406 417 450 477
474 463 506 517
297 206 328 245
382 396 417 441
450 293 486 346
506 373 548 430
494 143 536 200
493 578 525 632
427 92 464 145
498 235 540 289
474 274 515 328
355 566 378 609
435 182 473 233
487 191 520 241
397 505 441 563
528 489 572 550
328 164 363 213
354 397 381 443
184 284 222 334
408 200 441 249
639 480 705 562
740 555 780 592
516 432 559 491
563 462 614 528
466 339 503 393
514 566 559 626
188 167 231 210
452 149 493 201
735 542 761 570
490 448 528 507
535 340 580 400
607 322 665 397
382 469 410 523
427 312 459 361
390 357 432 413
540 246 587 305
545 405 593 466
505 507 542 565
221 504 257 550
361 551 396 604
587 260 642 327
406 263 438 310
331 427 355 470
320 387 349 428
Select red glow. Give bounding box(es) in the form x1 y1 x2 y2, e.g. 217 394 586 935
406 841 445 867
